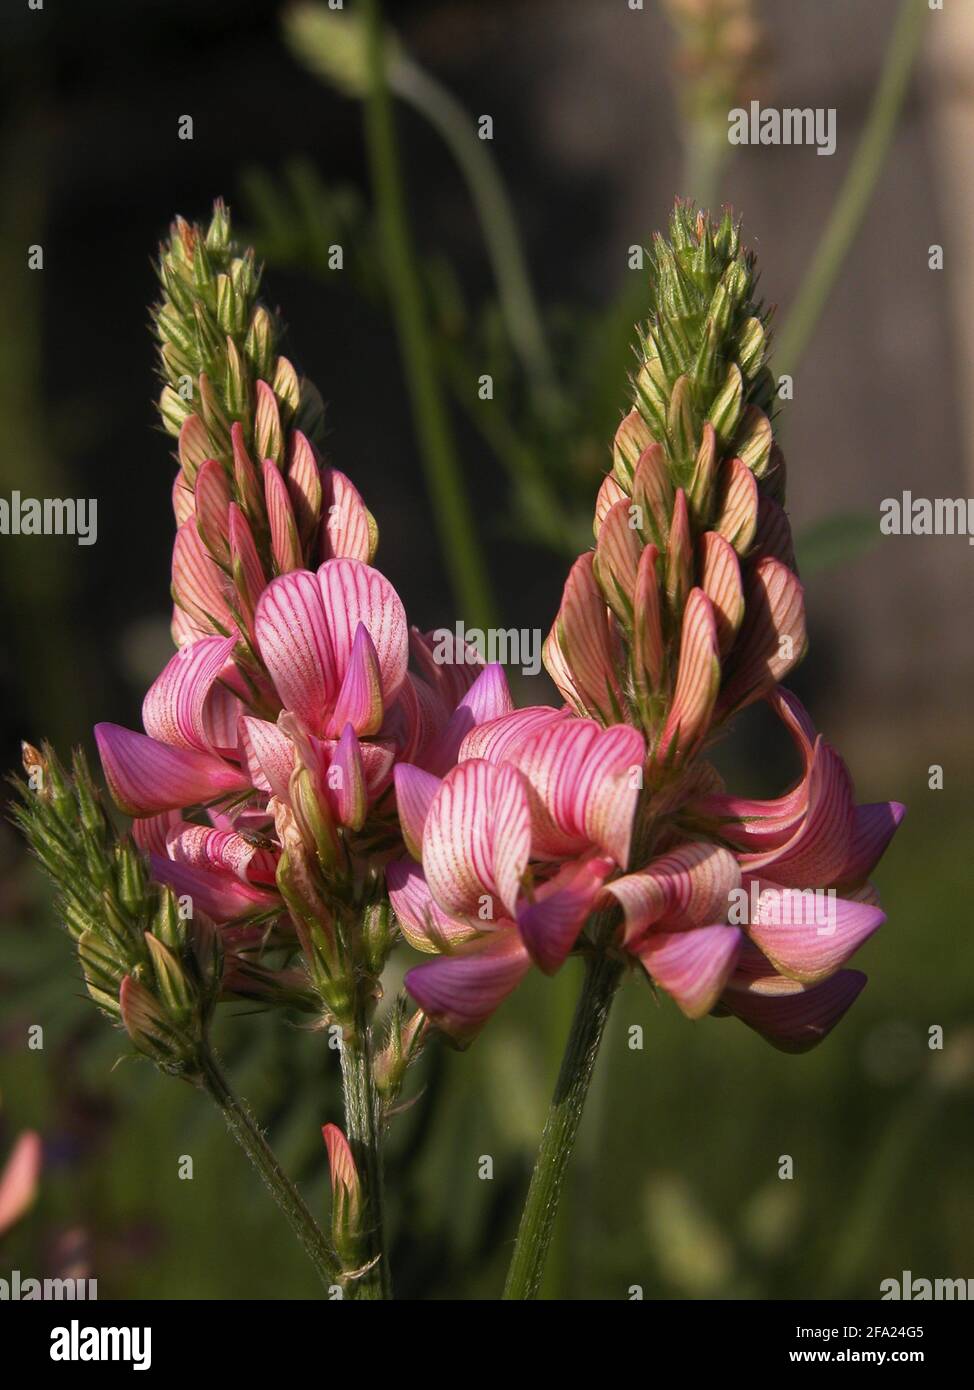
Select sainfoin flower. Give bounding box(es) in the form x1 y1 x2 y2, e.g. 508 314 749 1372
391 204 904 1052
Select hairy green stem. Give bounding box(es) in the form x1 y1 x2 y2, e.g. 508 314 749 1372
503 951 624 1300
775 0 926 378
340 1014 391 1299
361 0 498 631
198 1046 339 1293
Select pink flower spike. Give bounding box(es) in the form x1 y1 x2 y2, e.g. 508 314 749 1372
95 723 249 816
263 458 303 575
517 854 614 974
636 925 743 1019
405 931 532 1044
327 623 385 738
393 763 441 861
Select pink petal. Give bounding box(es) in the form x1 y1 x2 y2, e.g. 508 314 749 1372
255 569 338 734
96 723 249 816
459 705 567 764
229 502 267 628
255 379 283 463
405 931 532 1043
387 857 478 952
326 623 385 737
0 1131 42 1235
422 760 531 923
543 553 625 723
657 588 720 764
593 473 627 537
699 531 744 657
286 430 322 545
609 841 741 943
321 467 377 562
424 663 514 776
263 458 303 574
636 924 743 1019
594 498 641 622
172 520 234 636
714 456 759 554
512 718 644 866
240 715 295 800
178 412 210 484
327 723 367 830
142 634 239 753
318 558 408 709
837 802 906 888
721 959 868 1053
194 458 233 564
517 855 614 974
172 469 195 525
718 557 807 716
166 823 277 884
393 763 441 860
632 543 664 707
149 853 279 923
743 879 884 984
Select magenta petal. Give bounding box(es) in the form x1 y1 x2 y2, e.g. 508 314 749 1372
636 924 743 1019
95 723 249 816
326 623 384 737
405 932 531 1043
722 967 867 1053
393 763 441 861
328 723 367 830
142 634 238 753
517 855 613 974
149 854 278 922
424 663 515 776
744 880 884 984
837 801 907 887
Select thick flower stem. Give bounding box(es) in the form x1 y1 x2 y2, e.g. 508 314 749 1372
198 1046 340 1293
340 1014 392 1300
503 951 624 1300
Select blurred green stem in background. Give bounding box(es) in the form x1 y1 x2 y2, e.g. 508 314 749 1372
359 0 498 630
503 950 624 1299
286 1 562 420
775 0 927 379
199 1046 340 1292
339 1013 391 1300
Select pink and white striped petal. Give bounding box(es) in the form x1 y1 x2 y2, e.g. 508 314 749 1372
286 430 322 545
387 857 478 953
255 569 338 735
263 459 303 575
657 589 720 765
318 559 408 709
635 924 743 1019
609 841 741 944
172 520 234 636
142 634 238 754
321 467 377 563
543 553 625 723
194 458 233 565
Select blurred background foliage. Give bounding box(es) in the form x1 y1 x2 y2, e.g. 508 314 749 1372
1 0 972 1299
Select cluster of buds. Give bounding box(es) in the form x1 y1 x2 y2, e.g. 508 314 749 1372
390 205 902 1052
13 744 221 1076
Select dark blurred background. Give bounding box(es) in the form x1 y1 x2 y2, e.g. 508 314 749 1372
1 0 972 1299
